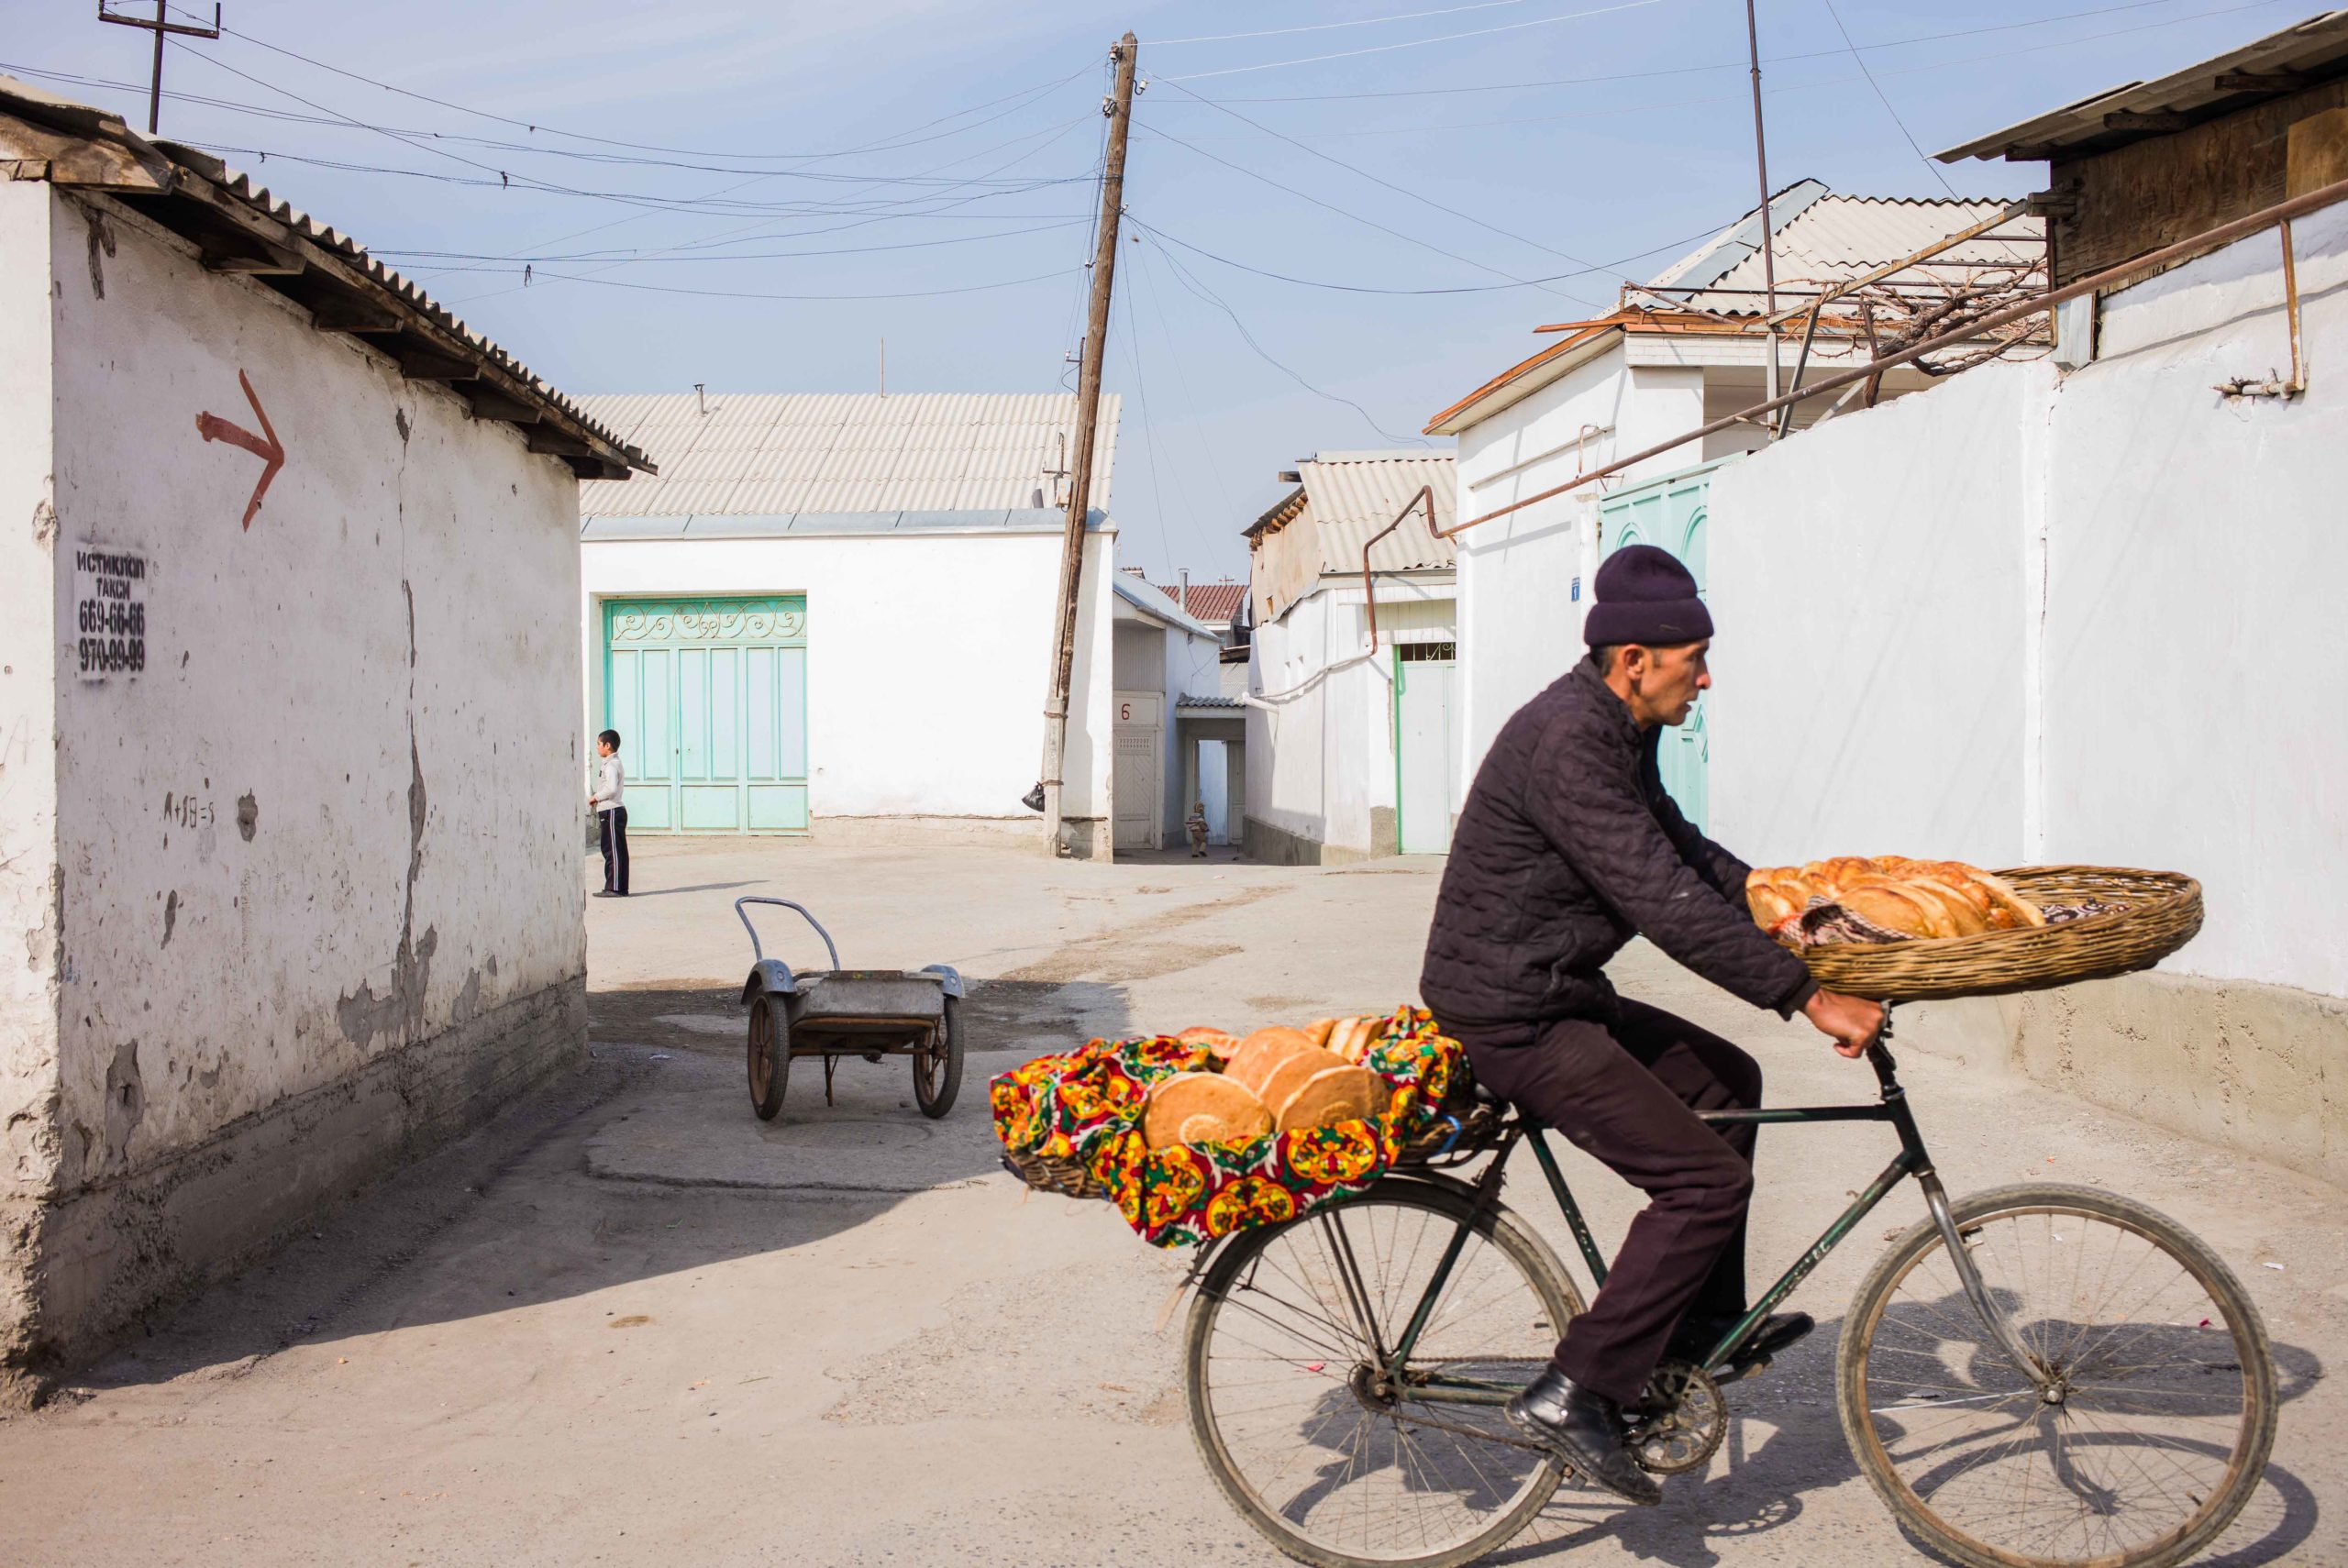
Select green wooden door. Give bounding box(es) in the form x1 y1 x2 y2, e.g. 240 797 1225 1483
1598 461 1728 833
603 597 808 834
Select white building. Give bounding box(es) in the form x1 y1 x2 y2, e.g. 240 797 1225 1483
572 393 1118 857
1700 14 2348 1182
1109 571 1235 852
0 80 647 1397
1242 451 1458 863
1427 186 2045 830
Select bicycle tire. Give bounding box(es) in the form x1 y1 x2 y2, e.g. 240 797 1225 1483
1837 1182 2276 1568
1184 1180 1583 1568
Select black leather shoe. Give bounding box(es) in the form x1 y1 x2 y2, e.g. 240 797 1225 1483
1505 1367 1662 1506
1667 1310 1814 1379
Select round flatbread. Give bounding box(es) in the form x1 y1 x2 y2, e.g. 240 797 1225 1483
1902 878 1990 936
1256 1047 1348 1121
1143 1072 1271 1148
1176 1025 1241 1059
1225 1026 1321 1099
1274 1065 1390 1133
1301 1018 1339 1049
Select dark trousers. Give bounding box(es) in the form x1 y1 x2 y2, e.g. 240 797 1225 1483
1457 999 1761 1406
599 806 629 894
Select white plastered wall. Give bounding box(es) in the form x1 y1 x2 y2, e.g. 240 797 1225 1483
0 183 61 1237
1703 200 2348 999
579 530 1114 836
41 189 588 1192
1243 577 1453 856
1452 348 1704 786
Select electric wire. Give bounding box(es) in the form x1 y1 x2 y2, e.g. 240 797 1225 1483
1158 0 1666 83
1819 0 1964 196
1140 230 1426 447
1135 121 1600 306
1154 76 1600 271
174 4 1097 164
1130 239 1243 538
1153 0 1548 46
1157 0 2259 102
1129 213 1723 294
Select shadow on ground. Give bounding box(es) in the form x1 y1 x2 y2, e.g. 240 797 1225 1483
60 974 1126 1400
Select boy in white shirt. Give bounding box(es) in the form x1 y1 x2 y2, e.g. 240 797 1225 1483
590 729 628 897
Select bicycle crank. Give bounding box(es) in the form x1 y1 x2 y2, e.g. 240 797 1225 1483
1629 1360 1726 1475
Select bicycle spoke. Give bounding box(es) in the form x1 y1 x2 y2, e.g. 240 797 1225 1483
1846 1196 2269 1568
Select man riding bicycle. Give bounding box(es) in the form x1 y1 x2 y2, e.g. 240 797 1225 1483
1419 544 1884 1505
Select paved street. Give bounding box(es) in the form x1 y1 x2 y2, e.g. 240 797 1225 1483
1 840 2340 1567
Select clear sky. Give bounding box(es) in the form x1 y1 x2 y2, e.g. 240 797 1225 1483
6 0 2303 579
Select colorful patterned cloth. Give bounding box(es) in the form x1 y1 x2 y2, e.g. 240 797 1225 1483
991 1008 1467 1249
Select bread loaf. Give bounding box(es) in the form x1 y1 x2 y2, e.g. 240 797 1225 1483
1143 1073 1272 1148
1177 1026 1242 1059
1301 1018 1339 1049
1257 1048 1346 1121
1225 1027 1321 1099
1839 885 1943 939
1273 1064 1388 1133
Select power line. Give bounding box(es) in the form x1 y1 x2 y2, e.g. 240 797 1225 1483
1819 0 1962 196
1141 231 1427 447
1130 240 1242 530
1135 0 2290 141
182 6 1097 164
364 217 1091 265
1156 0 2242 101
1152 0 1545 46
1136 121 1600 306
476 265 1083 303
1160 0 1665 83
1154 76 1600 271
1130 213 1722 294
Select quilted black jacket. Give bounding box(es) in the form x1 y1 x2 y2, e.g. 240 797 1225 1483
1420 657 1815 1043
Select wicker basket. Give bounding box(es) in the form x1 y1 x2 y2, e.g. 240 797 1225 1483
1002 1147 1113 1201
1797 865 2202 1002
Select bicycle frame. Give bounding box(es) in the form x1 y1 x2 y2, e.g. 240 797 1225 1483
1366 1032 2053 1408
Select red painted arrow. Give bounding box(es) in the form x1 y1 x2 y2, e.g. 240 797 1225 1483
194 369 285 530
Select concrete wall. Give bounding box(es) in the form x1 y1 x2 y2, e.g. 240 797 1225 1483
1243 578 1452 862
0 182 61 1402
579 529 1114 852
1452 350 1704 785
1701 201 2348 1184
0 188 593 1393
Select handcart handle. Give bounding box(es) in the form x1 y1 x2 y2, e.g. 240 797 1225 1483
734 897 840 970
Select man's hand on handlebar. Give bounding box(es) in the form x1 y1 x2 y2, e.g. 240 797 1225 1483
1803 988 1886 1059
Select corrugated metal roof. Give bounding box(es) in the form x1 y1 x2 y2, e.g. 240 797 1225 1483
0 75 647 476
1298 451 1457 574
1672 196 2042 314
1155 579 1247 625
1939 10 2348 161
573 392 1117 518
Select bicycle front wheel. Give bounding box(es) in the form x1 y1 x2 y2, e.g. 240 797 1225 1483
1838 1183 2276 1568
1184 1181 1583 1568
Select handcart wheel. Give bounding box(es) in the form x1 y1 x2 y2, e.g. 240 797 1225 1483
912 994 964 1120
747 994 789 1121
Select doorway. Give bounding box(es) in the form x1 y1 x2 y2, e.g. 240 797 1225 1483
1394 640 1458 855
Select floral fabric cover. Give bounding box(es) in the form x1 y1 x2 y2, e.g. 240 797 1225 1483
991 1007 1467 1249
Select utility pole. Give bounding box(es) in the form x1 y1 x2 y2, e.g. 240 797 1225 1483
1744 0 1780 406
98 2 222 137
1032 32 1137 856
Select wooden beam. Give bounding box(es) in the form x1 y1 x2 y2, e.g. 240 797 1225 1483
308 298 402 334
2216 71 2320 94
525 426 593 458
462 386 542 424
198 234 305 277
2102 109 2193 132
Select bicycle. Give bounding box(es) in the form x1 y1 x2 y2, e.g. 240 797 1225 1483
1178 1018 2277 1568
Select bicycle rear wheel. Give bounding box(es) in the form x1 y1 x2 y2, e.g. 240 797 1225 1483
1184 1180 1583 1568
1838 1183 2276 1568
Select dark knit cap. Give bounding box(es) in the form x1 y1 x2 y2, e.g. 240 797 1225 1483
1583 544 1713 647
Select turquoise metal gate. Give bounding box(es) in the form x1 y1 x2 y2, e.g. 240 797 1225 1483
602 596 808 834
1598 458 1732 833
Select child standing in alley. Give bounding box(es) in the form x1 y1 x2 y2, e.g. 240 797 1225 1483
1185 800 1211 858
